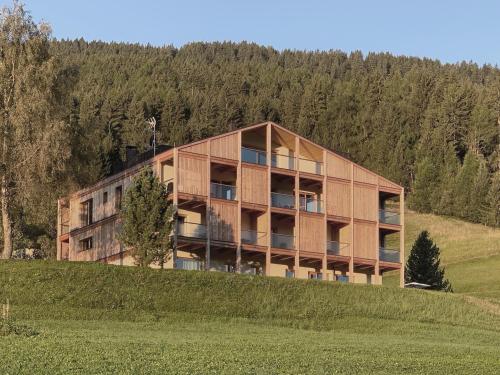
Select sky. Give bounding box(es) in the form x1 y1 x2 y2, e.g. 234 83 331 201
9 0 500 65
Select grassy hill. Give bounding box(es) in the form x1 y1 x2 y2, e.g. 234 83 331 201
1 260 500 374
385 211 500 307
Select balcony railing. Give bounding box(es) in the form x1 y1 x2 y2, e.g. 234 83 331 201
271 233 295 250
298 158 323 175
327 241 350 256
241 147 267 166
335 275 349 283
379 247 400 263
241 229 267 246
271 153 296 170
211 182 237 200
175 257 204 271
271 192 295 209
299 197 324 213
164 178 174 194
177 222 207 239
379 209 400 225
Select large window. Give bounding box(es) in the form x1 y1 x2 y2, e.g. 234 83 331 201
81 199 93 226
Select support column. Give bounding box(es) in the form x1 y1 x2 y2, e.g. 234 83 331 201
322 150 328 280
206 140 211 271
400 188 405 288
56 199 62 261
294 136 300 278
375 178 381 285
349 164 355 283
173 149 179 269
236 131 242 273
266 123 272 276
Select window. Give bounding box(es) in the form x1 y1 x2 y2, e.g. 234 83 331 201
103 191 108 204
308 272 322 280
285 269 295 278
80 237 93 251
81 199 93 226
114 186 122 210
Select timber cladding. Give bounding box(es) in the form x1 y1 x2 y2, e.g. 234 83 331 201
210 134 239 160
210 200 238 242
353 221 377 259
241 165 268 205
326 180 351 217
178 153 208 196
326 152 351 180
353 184 378 221
299 214 325 253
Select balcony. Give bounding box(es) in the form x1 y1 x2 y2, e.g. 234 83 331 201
271 153 296 170
175 257 204 271
241 147 267 166
298 158 323 175
271 233 295 250
211 182 237 200
271 192 295 209
379 209 400 225
300 197 324 213
241 229 267 246
177 222 207 239
327 241 350 256
379 247 400 263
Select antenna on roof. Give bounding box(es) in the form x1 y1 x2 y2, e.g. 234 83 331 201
146 117 157 156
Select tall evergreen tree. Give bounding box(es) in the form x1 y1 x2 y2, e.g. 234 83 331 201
118 167 175 267
405 231 452 292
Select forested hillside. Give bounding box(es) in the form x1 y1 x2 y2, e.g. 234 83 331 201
10 40 500 255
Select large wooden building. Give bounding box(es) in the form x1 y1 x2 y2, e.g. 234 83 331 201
57 122 404 286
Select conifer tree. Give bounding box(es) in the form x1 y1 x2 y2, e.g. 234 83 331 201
118 167 175 267
405 231 452 292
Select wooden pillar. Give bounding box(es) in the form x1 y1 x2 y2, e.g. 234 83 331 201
294 136 300 278
56 199 62 261
172 148 179 269
206 140 211 271
349 163 355 282
375 178 381 285
236 131 242 273
266 123 272 276
322 150 328 280
400 188 405 288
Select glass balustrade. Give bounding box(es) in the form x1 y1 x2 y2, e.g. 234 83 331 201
326 241 350 256
299 197 324 213
271 192 295 209
241 147 267 166
177 222 207 239
211 182 237 200
241 229 267 246
271 233 295 250
271 153 296 170
379 209 400 225
379 247 400 262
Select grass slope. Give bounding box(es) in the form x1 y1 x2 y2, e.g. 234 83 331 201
1 261 500 374
385 211 500 305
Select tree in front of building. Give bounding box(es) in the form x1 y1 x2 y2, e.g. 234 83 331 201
119 167 175 267
405 231 452 292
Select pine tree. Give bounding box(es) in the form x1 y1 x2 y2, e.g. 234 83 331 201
405 231 452 292
486 172 500 226
118 167 175 267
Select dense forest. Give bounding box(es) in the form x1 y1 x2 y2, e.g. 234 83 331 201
6 38 500 256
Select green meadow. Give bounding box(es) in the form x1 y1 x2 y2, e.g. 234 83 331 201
1 253 500 374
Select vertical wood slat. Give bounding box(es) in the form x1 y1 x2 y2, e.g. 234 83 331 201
236 131 242 272
266 123 272 275
294 135 300 276
349 164 354 282
400 188 405 288
206 140 211 270
322 150 328 279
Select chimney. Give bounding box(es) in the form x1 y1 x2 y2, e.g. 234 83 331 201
125 146 138 168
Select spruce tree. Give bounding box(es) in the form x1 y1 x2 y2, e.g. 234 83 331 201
405 231 452 292
118 167 175 267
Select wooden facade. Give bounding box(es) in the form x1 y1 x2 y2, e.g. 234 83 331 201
57 122 404 286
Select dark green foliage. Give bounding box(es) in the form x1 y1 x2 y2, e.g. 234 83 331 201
405 231 452 292
118 167 175 267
